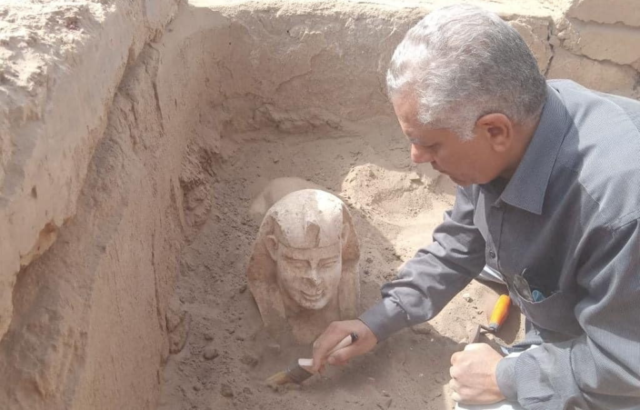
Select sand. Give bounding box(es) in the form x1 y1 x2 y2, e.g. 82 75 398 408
1 0 637 409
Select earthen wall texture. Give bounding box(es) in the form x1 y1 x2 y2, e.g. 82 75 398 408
0 0 638 408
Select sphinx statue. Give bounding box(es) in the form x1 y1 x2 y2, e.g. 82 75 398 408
247 189 360 344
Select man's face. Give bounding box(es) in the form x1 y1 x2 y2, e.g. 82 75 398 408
275 243 342 310
393 96 505 186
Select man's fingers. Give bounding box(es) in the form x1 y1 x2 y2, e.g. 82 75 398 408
449 379 464 403
451 391 462 403
327 344 359 366
450 351 461 365
464 343 483 351
311 322 351 372
311 320 377 372
449 365 461 380
327 355 350 366
449 378 461 392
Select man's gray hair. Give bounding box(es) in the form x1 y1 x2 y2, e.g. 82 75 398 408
387 4 547 140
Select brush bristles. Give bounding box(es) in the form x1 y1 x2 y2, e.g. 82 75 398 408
285 364 314 384
266 364 314 387
265 371 293 387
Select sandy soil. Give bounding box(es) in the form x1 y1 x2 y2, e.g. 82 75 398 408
1 1 638 409
157 117 522 410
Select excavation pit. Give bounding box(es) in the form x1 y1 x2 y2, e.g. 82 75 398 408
1 1 639 409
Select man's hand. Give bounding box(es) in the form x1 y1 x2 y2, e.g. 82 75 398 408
449 343 506 405
311 320 378 373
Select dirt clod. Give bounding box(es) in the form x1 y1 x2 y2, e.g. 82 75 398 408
203 345 219 360
220 383 234 398
240 354 259 367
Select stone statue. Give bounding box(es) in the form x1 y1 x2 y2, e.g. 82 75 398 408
247 189 360 344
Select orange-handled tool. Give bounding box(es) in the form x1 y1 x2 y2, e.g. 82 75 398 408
488 294 511 332
468 294 512 343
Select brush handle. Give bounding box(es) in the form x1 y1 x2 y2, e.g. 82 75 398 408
298 332 357 368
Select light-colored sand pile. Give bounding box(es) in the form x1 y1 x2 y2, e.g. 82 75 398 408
0 0 638 409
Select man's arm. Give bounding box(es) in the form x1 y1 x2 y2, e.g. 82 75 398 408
496 218 640 409
360 186 487 341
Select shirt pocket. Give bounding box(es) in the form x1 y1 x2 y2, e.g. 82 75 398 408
510 285 583 337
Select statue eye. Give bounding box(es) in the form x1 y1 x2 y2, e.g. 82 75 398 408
284 257 308 268
318 258 338 268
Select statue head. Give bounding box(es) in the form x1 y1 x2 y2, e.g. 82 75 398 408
247 189 360 340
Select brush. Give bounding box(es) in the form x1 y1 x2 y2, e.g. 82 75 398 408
265 332 358 386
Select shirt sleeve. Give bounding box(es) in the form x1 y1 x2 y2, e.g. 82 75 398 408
496 218 640 409
359 186 487 341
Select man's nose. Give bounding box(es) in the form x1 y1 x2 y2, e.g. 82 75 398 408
411 144 434 164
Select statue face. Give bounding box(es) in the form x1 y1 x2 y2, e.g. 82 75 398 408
274 242 342 310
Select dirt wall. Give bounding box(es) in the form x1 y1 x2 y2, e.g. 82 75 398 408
0 0 638 409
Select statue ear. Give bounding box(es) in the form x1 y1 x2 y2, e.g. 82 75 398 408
341 205 357 257
341 218 350 248
265 235 279 260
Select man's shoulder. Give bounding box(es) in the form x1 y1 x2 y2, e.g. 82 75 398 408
548 79 640 130
548 81 640 229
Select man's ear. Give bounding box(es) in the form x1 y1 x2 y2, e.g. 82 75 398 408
475 113 513 153
265 235 279 260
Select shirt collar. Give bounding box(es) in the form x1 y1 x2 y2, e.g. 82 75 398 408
499 84 570 215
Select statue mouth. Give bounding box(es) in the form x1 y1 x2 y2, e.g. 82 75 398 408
301 290 324 301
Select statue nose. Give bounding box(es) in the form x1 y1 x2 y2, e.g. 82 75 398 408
306 268 322 285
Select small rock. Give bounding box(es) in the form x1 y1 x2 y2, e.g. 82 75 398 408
193 383 202 391
382 390 390 397
240 354 259 367
267 343 281 354
366 257 373 264
203 345 219 360
462 293 473 303
239 284 248 294
411 325 431 335
168 312 191 354
204 333 214 341
220 383 234 398
385 398 393 409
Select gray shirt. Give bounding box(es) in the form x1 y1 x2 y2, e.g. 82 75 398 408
360 80 640 410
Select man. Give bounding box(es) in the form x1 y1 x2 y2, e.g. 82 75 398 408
311 4 640 410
